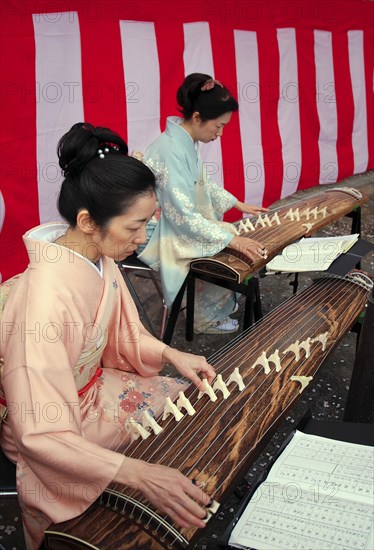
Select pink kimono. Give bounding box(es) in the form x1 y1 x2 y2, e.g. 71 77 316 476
0 223 185 549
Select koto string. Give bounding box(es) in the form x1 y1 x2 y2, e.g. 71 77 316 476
139 278 366 533
208 273 360 371
209 286 367 496
104 272 312 466
237 190 359 230
106 277 335 515
111 274 359 511
103 276 366 532
155 278 361 472
167 282 368 544
198 275 343 366
260 187 362 216
104 272 367 502
156 280 366 532
163 282 367 537
119 276 333 469
167 284 357 545
216 190 363 277
114 276 360 492
113 276 362 528
189 283 365 479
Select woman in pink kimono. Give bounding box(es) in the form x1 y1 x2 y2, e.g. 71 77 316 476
0 123 216 549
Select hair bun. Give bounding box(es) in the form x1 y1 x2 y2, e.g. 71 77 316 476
176 73 238 121
57 122 128 176
176 73 211 115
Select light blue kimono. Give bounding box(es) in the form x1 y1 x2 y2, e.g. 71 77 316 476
138 116 238 329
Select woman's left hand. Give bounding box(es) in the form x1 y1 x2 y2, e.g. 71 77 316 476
236 201 269 217
161 347 216 390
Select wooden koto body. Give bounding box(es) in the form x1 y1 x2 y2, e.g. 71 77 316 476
190 187 367 282
44 271 372 550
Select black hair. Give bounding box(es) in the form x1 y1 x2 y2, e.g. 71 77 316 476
176 73 238 121
57 123 156 228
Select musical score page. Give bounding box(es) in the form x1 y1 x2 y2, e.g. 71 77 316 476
266 234 359 273
229 430 374 550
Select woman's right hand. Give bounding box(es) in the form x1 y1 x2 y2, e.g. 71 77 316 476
116 457 211 528
228 235 267 261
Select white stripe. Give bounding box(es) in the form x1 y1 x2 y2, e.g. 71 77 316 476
277 28 301 198
314 30 338 184
33 11 84 222
120 21 160 153
0 191 4 233
183 22 214 76
234 30 265 206
183 22 224 189
348 30 368 174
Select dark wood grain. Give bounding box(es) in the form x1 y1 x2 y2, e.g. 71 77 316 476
45 272 371 549
190 188 368 282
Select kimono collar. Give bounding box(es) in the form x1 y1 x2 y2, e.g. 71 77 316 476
24 222 103 276
165 116 198 157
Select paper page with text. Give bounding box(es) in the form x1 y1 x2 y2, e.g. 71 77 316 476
229 430 373 550
266 234 359 273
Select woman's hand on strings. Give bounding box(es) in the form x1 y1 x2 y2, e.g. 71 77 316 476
229 235 268 261
118 458 211 528
235 201 269 217
161 347 216 390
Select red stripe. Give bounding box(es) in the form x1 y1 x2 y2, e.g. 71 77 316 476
79 14 128 141
0 12 39 281
210 22 246 219
257 29 283 207
1 1 373 284
364 29 374 171
154 23 185 132
333 32 354 181
296 29 320 190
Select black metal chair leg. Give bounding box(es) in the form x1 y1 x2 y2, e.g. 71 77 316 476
254 277 263 321
121 270 158 337
186 274 195 341
243 279 255 330
162 279 187 345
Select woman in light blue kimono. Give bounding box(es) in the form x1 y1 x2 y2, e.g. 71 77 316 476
139 73 267 334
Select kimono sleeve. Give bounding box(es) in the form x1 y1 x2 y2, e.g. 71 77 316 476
203 171 238 217
1 273 124 522
102 261 167 377
154 149 235 257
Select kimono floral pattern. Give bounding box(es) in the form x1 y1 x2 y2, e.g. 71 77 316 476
91 370 188 435
144 155 169 189
116 372 186 424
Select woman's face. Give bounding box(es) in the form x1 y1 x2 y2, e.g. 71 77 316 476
93 191 156 261
194 111 232 143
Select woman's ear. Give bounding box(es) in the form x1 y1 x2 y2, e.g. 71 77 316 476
76 209 97 234
192 111 202 125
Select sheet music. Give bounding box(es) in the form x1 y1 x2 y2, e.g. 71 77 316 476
266 234 359 273
229 430 374 550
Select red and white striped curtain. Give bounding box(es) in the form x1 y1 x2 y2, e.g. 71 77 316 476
1 0 373 281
